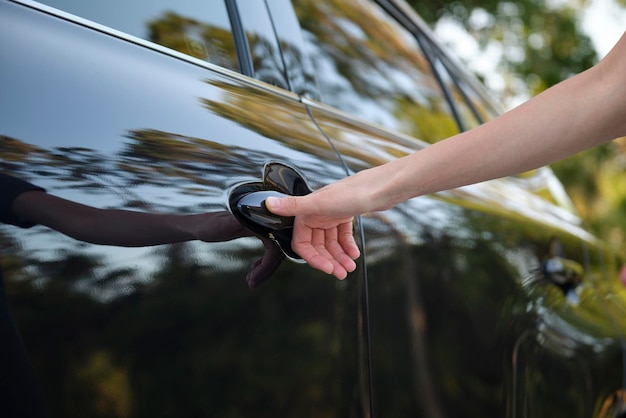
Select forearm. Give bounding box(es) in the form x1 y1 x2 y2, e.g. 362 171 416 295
267 33 626 278
12 192 245 246
371 32 626 210
58 210 203 247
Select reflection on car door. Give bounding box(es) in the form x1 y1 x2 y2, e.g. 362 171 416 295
1 1 370 416
288 0 626 417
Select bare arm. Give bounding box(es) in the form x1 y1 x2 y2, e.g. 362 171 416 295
12 191 248 246
266 31 626 279
372 31 626 210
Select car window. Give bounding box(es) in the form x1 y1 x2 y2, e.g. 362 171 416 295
237 1 290 89
429 54 483 131
291 0 460 143
34 0 240 72
429 45 501 128
265 0 320 98
447 74 495 127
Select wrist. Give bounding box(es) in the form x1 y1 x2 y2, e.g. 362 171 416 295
345 165 397 213
170 214 200 242
369 156 422 211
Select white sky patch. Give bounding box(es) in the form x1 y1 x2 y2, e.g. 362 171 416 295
434 17 506 98
581 0 625 58
434 1 625 108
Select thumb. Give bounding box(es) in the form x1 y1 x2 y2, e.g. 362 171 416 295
265 195 301 216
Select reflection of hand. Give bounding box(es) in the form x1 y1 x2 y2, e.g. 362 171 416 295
265 192 360 280
196 211 286 289
245 238 285 289
193 211 251 242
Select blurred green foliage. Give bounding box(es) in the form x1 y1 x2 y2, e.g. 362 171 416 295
409 0 626 258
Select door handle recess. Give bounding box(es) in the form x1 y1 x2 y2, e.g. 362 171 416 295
228 161 312 261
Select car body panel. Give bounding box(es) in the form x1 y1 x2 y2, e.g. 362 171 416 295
305 95 625 417
1 1 370 416
1 0 624 417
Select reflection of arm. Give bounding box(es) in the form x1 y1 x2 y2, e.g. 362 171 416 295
12 191 248 247
3 173 283 288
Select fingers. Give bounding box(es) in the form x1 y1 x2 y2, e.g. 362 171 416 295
315 226 357 279
246 220 359 283
291 223 335 276
338 221 360 260
291 218 359 280
266 194 361 279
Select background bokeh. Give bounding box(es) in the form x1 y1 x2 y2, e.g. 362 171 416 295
407 0 626 259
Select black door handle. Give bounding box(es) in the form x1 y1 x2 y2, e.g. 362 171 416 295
228 161 312 261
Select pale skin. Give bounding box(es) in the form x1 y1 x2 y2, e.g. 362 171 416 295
12 191 283 288
266 31 626 280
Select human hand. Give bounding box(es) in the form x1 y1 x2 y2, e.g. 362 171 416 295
265 193 360 280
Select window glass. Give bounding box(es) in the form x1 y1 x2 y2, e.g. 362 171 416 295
450 76 496 126
291 0 459 143
238 2 290 89
431 56 483 131
265 0 320 98
433 49 501 127
453 75 499 123
35 0 239 71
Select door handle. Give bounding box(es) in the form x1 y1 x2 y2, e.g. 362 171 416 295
228 161 312 261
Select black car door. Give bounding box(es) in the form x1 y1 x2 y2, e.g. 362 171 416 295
1 1 370 416
281 0 626 417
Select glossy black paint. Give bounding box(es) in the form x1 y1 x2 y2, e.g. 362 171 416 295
1 0 625 417
1 2 369 416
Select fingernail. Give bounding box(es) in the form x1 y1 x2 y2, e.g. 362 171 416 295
265 196 279 209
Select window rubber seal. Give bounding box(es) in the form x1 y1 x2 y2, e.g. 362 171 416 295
225 0 255 77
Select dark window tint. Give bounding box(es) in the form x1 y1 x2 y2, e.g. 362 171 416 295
264 0 320 98
291 0 459 143
35 0 239 71
237 1 290 89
